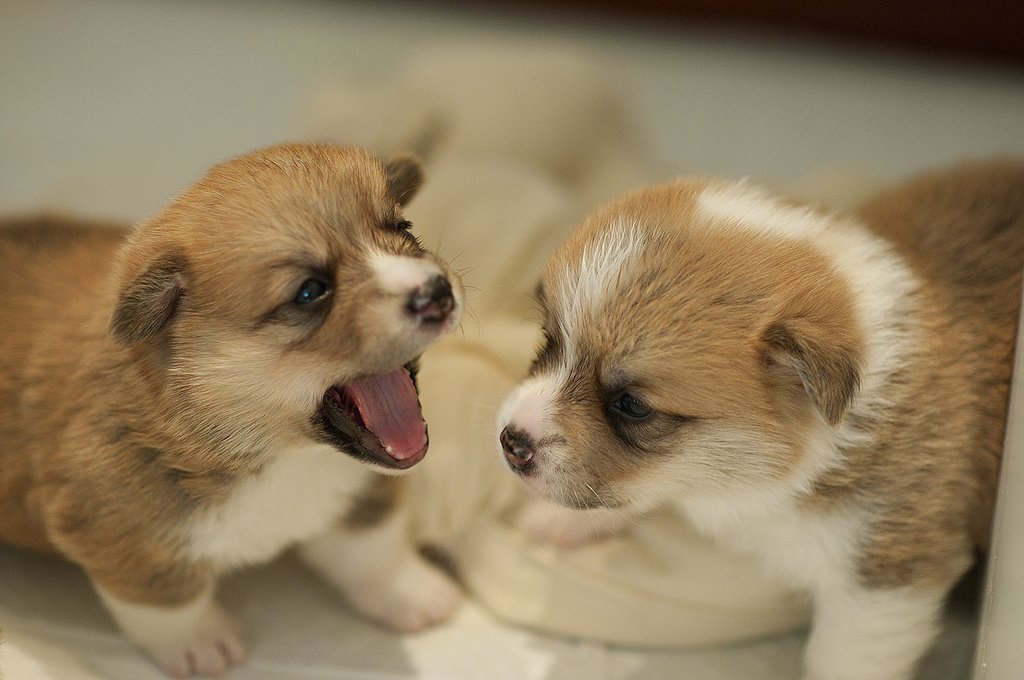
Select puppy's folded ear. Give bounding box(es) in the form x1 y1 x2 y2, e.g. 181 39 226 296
110 252 187 344
383 153 424 206
759 318 862 426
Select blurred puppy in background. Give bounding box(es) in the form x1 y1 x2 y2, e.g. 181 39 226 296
499 161 1024 680
0 143 463 678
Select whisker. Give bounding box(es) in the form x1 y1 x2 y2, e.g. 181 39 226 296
583 482 605 508
460 306 483 337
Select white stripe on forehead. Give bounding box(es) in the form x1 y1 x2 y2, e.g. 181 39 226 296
697 181 827 240
556 218 649 353
369 252 442 294
696 179 920 422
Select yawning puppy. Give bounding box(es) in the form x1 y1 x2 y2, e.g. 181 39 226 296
498 161 1024 680
0 143 463 677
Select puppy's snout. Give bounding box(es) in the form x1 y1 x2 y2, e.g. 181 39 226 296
406 274 455 324
500 426 537 474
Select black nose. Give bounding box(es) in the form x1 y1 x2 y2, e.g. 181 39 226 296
500 426 537 474
407 274 455 323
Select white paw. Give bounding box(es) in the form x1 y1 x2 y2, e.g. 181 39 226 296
516 499 627 550
146 604 246 679
347 557 462 633
98 588 246 679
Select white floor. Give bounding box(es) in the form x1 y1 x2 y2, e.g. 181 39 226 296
2 2 1023 679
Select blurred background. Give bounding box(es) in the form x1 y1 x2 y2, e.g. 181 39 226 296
3 0 1023 222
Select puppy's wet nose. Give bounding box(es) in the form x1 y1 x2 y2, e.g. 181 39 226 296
407 274 455 323
500 426 537 474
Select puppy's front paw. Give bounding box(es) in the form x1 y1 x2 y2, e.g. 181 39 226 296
99 588 246 679
347 557 462 633
516 499 627 550
148 604 246 679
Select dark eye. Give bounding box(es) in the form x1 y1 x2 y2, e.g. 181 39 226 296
395 219 413 231
293 278 331 304
609 392 652 420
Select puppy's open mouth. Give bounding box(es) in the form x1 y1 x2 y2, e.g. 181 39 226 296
318 363 428 470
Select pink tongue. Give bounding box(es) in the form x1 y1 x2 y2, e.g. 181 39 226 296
343 368 427 461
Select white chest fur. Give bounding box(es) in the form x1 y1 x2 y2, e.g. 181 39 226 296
679 492 863 591
186 445 371 569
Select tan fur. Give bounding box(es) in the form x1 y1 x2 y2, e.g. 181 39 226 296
523 163 1021 574
847 160 1024 583
532 180 864 506
0 144 458 610
503 160 1023 678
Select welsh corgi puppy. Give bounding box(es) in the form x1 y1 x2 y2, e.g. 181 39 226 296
498 161 1024 680
0 144 464 677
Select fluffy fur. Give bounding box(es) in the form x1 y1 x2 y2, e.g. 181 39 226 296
0 144 464 677
498 160 1024 680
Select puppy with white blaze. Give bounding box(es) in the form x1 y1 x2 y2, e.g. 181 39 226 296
498 161 1024 680
0 144 463 678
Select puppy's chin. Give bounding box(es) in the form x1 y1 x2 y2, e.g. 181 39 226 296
313 360 429 471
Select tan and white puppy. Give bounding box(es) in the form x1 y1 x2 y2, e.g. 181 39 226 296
0 143 464 678
498 161 1024 680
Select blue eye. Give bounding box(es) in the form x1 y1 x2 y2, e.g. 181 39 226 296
293 278 330 304
609 392 652 420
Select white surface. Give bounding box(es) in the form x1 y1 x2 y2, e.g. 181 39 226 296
974 300 1024 679
2 1 1022 678
0 546 809 680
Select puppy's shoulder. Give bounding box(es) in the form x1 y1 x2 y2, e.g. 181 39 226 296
857 160 1024 302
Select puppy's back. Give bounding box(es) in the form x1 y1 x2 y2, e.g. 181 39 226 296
857 160 1024 321
0 215 125 306
855 161 1024 553
0 215 124 386
0 216 125 551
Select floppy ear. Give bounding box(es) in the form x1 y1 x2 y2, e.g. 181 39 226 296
110 252 187 344
383 153 424 206
759 318 862 426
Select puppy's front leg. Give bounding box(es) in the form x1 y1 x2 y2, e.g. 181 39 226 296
96 580 245 679
803 583 948 680
299 477 461 632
